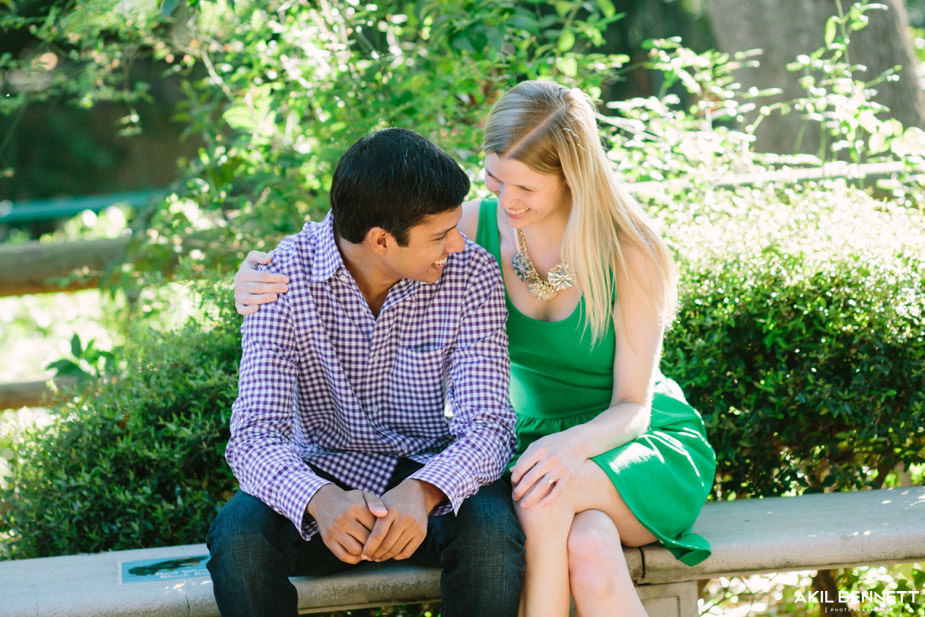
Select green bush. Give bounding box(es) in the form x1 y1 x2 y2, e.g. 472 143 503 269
0 306 240 559
662 180 924 498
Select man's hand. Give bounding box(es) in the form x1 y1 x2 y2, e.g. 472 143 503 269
361 479 444 562
306 484 388 564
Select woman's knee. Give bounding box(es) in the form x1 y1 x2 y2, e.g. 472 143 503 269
514 493 574 542
567 511 627 593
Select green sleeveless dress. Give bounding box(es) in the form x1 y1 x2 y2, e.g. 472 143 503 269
476 199 715 566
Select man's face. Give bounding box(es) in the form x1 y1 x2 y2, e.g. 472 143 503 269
383 206 465 283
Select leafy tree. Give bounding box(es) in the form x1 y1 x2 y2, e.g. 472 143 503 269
2 0 628 276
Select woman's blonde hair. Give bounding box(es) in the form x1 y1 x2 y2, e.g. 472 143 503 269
482 80 677 342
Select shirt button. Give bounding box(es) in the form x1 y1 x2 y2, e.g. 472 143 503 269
338 271 349 282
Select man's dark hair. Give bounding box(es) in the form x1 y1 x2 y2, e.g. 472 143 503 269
330 128 470 246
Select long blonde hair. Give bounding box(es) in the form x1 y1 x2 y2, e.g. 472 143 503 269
482 80 678 342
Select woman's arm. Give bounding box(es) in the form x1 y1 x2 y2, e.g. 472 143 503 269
511 239 667 507
234 251 290 315
571 238 666 451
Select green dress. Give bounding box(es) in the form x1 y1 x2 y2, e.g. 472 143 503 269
476 199 715 566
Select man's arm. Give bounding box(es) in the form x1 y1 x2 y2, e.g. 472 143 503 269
361 250 514 562
226 287 333 537
229 253 392 562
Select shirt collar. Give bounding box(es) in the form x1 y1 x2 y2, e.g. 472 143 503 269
308 211 432 300
310 211 345 282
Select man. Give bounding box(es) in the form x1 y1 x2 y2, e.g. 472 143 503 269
206 128 524 617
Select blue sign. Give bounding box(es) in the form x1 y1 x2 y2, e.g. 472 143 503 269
120 554 210 583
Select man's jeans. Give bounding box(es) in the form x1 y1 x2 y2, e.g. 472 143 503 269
206 467 524 617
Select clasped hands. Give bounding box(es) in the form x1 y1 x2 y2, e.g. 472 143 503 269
307 478 441 565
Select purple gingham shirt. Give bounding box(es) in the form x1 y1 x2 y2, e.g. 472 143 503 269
227 212 516 540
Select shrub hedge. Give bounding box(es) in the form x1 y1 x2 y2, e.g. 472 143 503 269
2 0 923 567
0 306 240 559
662 180 924 499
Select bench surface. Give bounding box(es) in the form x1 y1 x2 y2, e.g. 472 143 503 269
1 486 923 617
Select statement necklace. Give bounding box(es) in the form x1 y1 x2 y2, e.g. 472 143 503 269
512 228 574 301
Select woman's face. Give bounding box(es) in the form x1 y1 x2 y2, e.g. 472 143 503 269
483 153 571 230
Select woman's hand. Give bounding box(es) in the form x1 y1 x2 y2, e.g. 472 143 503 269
234 251 290 315
510 427 588 509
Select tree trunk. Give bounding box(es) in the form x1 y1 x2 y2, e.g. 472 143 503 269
812 569 858 617
704 0 925 155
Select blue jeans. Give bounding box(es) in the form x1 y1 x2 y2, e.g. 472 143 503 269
206 468 524 617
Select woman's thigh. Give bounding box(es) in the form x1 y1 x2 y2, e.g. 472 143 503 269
565 461 656 548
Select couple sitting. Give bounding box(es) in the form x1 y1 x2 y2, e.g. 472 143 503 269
207 80 716 617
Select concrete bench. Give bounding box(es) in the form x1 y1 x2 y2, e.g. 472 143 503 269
2 486 923 617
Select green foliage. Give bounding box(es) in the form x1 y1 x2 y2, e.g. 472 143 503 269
1 0 627 278
45 333 122 384
835 564 925 616
154 0 627 275
0 305 240 559
662 181 924 498
702 563 925 617
752 1 908 163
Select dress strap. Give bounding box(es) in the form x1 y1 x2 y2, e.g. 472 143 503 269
475 199 501 264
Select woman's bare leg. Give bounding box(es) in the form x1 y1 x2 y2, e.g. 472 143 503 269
516 496 573 617
568 510 647 617
515 460 655 617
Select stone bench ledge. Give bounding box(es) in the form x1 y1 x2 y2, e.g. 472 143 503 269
1 486 922 617
639 485 925 584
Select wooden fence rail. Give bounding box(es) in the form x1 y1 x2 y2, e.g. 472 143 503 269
1 160 916 300
0 236 130 297
0 378 77 410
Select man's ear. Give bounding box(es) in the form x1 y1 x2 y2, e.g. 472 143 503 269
365 227 392 255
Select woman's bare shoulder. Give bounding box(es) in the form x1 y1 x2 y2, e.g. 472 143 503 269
458 198 482 241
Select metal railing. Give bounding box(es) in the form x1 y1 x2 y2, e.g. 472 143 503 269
0 190 163 225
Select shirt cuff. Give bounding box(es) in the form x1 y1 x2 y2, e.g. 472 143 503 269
274 471 333 541
408 463 479 516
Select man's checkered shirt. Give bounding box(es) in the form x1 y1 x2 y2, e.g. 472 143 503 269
227 213 516 539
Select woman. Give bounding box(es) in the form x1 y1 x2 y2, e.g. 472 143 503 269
234 80 715 617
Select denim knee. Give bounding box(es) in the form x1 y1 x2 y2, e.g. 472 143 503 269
437 477 524 617
207 491 295 567
454 477 524 559
206 491 302 617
